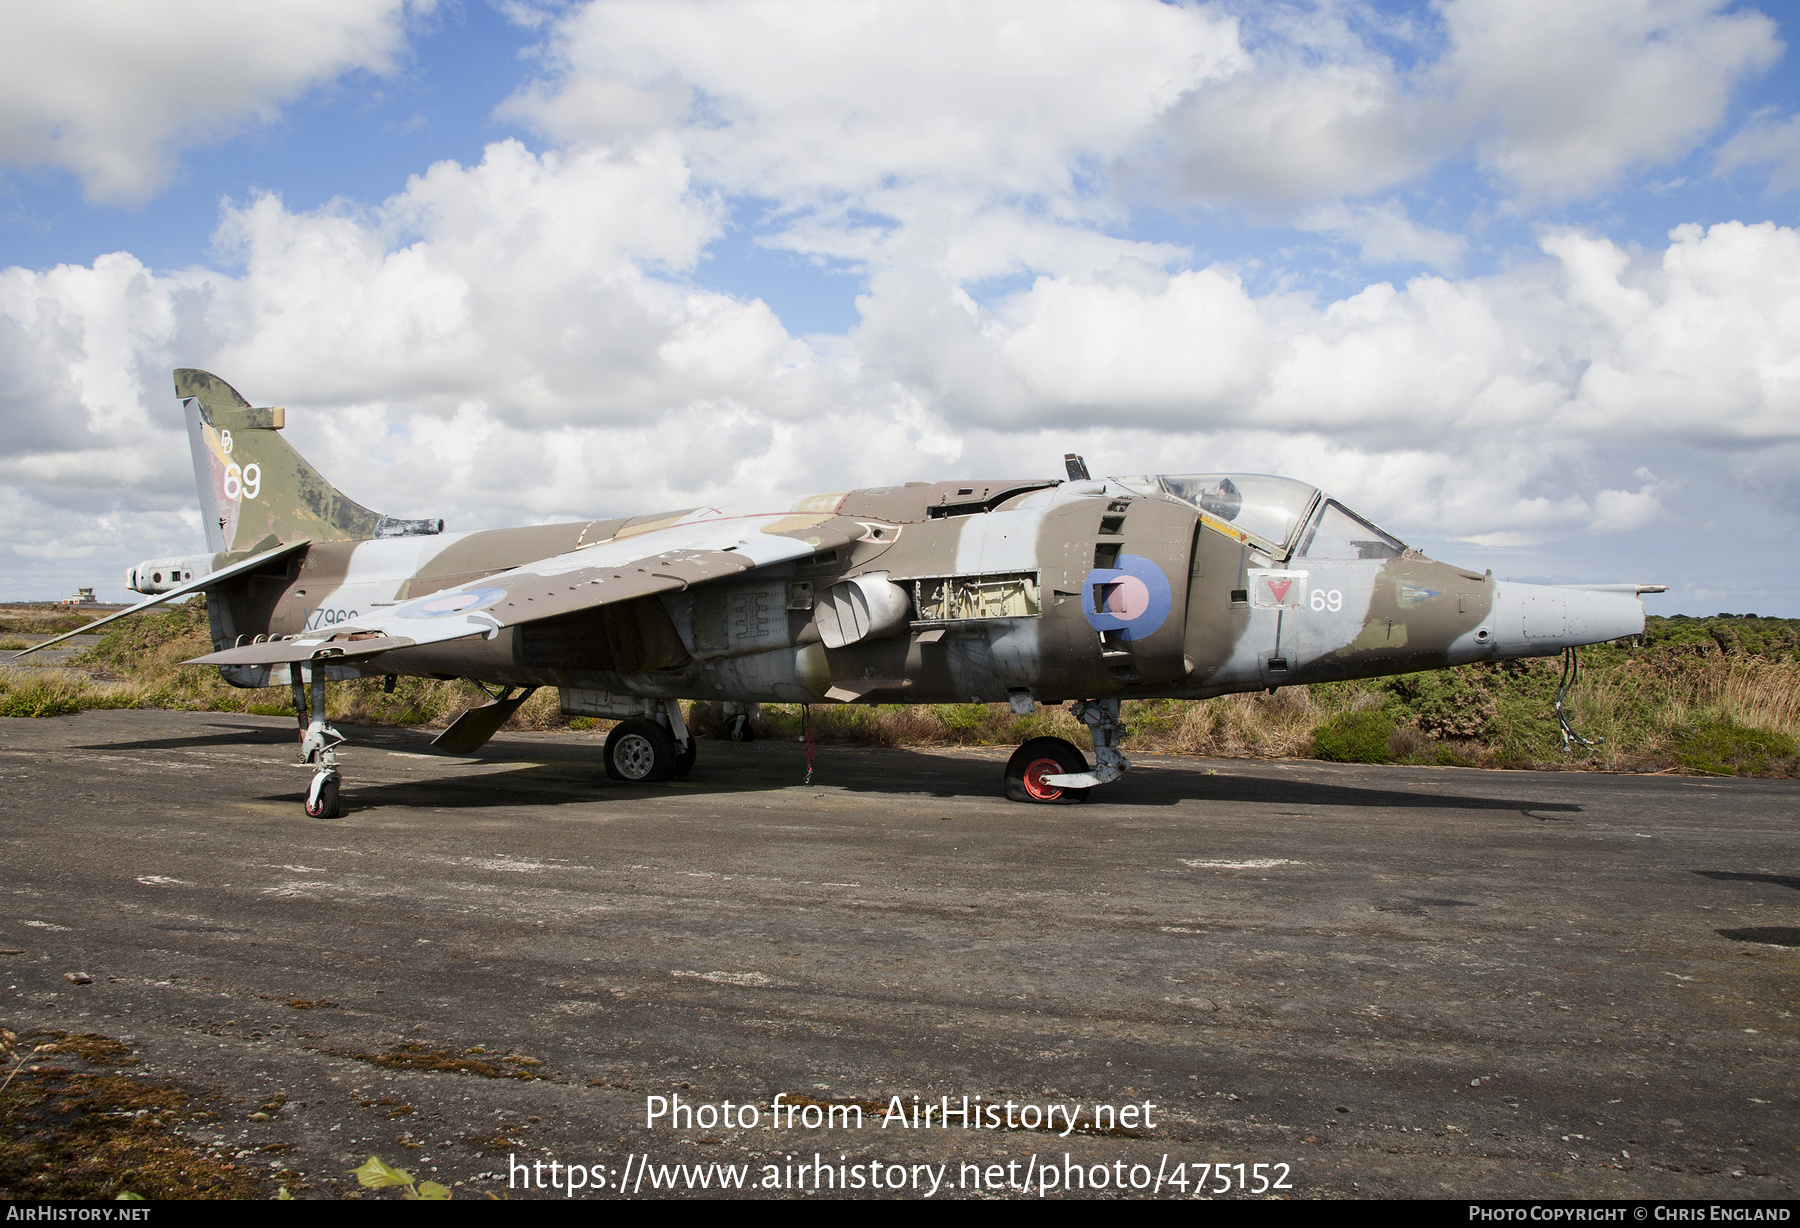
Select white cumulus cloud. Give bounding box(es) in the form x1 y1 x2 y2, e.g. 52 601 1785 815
1716 108 1800 194
503 0 1245 273
4 152 1797 599
1157 0 1780 210
1591 484 1667 532
0 0 427 201
0 0 1797 610
1440 0 1782 201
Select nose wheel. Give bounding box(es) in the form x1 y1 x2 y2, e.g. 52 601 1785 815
1004 737 1090 804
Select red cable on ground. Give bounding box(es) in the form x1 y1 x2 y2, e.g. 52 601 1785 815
803 703 815 786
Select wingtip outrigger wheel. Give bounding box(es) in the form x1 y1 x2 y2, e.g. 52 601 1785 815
297 662 346 818
304 767 341 819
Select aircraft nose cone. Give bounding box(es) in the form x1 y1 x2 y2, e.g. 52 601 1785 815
1489 581 1645 655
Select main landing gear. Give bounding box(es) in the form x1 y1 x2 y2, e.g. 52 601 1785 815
1001 697 1130 805
293 663 346 819
602 700 696 784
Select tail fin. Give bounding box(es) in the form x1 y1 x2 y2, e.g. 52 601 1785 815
177 369 384 552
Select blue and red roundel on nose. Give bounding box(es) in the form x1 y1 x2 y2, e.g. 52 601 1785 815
1083 554 1173 641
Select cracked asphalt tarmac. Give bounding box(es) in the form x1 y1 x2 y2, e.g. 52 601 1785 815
1 709 1794 1199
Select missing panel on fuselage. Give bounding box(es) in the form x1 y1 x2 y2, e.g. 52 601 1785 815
913 572 1042 623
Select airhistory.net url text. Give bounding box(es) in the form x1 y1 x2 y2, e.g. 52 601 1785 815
508 1152 1295 1197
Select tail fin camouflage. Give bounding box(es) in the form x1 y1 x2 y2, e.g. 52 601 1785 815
177 369 383 552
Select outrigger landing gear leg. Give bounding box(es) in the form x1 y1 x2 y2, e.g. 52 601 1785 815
298 663 346 818
1053 698 1130 789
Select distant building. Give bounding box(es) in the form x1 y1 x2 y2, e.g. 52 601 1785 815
59 588 97 606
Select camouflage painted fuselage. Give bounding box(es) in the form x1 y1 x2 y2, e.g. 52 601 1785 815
168 477 1642 707
120 369 1646 713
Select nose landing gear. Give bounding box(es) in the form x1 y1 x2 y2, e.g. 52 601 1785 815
1002 697 1131 804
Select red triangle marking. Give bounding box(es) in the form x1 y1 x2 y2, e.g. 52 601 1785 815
1267 580 1292 602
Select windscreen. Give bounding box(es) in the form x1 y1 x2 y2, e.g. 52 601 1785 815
1120 474 1321 553
1298 500 1405 559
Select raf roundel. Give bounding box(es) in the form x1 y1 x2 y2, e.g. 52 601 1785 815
396 586 509 619
1082 554 1173 642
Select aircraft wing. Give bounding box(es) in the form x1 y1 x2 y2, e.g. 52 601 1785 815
185 509 867 667
10 539 312 660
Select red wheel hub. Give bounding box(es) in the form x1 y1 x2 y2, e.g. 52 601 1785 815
1022 757 1066 802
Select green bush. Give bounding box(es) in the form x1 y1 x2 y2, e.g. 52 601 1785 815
1311 708 1395 763
1381 669 1497 740
1673 721 1797 777
932 703 990 734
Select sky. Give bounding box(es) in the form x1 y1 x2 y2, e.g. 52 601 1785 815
1 0 1797 613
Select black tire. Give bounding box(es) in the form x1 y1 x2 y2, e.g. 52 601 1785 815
1003 737 1090 804
604 718 679 783
726 713 755 742
304 775 341 819
674 735 697 779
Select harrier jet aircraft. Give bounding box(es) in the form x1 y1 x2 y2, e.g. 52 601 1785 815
21 371 1662 817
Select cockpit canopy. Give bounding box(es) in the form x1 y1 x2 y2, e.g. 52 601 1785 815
1113 473 1407 561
